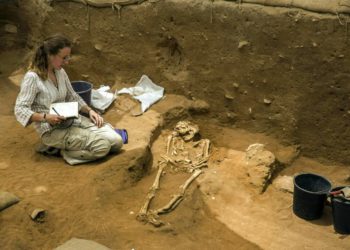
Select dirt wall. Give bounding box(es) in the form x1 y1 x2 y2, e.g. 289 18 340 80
6 0 350 164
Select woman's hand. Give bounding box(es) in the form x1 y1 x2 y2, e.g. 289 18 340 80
45 114 66 126
89 110 103 128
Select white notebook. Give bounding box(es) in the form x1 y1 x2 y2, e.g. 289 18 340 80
49 102 79 118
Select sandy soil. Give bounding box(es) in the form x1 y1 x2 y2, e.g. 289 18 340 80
1 0 350 249
0 70 260 249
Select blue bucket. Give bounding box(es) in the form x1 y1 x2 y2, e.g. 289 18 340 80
71 81 92 106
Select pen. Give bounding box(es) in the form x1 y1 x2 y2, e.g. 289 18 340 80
52 107 61 116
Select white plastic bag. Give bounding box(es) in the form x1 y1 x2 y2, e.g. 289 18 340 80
91 85 116 113
117 75 164 112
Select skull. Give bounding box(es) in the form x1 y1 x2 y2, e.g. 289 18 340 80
173 121 199 142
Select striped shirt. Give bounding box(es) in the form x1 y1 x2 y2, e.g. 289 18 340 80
14 68 87 136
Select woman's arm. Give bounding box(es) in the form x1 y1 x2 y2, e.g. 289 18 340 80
15 73 39 127
15 73 66 126
61 70 104 127
81 105 104 128
33 112 66 126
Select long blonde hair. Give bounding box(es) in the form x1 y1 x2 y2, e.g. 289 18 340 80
29 34 71 80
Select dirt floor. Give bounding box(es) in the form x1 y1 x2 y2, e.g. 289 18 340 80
1 0 350 249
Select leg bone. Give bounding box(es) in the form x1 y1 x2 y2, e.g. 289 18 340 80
202 139 211 158
166 135 173 155
154 169 203 215
137 162 166 221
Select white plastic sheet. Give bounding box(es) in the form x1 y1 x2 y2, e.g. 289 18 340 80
91 85 116 113
117 75 164 113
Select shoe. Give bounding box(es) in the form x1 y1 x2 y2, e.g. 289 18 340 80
35 143 60 156
115 129 128 144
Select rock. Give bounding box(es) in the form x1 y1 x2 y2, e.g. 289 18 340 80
233 82 239 88
94 44 103 51
238 40 249 50
246 144 273 164
30 208 46 223
189 99 210 114
245 144 281 193
273 175 294 193
4 24 17 34
81 74 89 80
0 191 19 212
34 186 48 194
54 238 111 250
224 93 234 100
263 98 272 105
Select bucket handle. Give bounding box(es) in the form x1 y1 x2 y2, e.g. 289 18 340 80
327 188 350 204
325 191 339 206
329 190 342 196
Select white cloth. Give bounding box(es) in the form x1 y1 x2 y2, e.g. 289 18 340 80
117 75 164 112
91 85 116 113
54 238 111 250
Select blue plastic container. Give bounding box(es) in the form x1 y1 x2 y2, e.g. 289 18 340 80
71 81 92 106
115 129 128 144
293 173 332 220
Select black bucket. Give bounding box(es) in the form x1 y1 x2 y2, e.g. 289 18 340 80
330 186 350 234
293 173 332 220
71 81 92 106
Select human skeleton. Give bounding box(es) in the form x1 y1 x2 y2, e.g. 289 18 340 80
137 121 210 227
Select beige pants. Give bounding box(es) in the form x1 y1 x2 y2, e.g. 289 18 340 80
42 116 123 165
